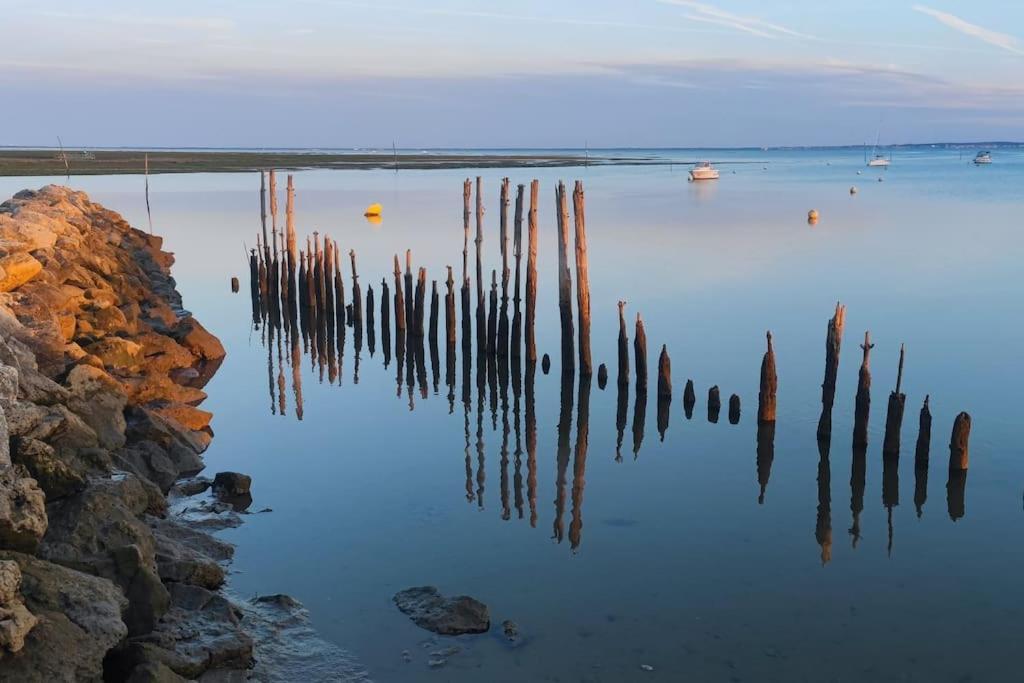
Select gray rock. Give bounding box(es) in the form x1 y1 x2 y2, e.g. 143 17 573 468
393 586 490 635
0 465 47 552
212 472 251 497
64 364 128 450
0 364 18 410
0 550 128 682
0 405 8 470
152 520 227 590
169 476 211 498
10 436 87 500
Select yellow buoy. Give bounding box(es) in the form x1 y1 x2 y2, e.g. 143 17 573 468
807 209 819 221
364 203 382 217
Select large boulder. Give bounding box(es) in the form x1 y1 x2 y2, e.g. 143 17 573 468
0 559 38 656
0 466 47 552
0 550 128 682
10 437 86 500
393 586 490 635
0 254 42 293
172 318 225 362
64 364 128 450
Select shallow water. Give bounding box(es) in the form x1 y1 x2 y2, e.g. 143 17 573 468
4 148 1023 682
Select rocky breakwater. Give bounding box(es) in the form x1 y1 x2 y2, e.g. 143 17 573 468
0 185 250 682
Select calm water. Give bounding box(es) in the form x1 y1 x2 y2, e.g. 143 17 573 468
4 148 1023 682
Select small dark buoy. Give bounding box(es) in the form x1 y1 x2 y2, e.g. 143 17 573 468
541 353 551 375
728 394 741 424
230 276 240 293
597 363 608 389
708 385 721 423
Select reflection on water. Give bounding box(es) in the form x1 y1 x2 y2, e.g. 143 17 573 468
242 175 983 557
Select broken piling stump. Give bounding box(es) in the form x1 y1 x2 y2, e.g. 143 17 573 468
882 344 907 459
757 331 777 424
948 412 971 471
728 394 741 425
708 385 721 423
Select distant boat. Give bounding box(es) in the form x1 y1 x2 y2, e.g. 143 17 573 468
973 151 992 165
689 161 719 181
865 125 891 167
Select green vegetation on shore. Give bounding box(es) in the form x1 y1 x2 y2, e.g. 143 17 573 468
0 149 661 176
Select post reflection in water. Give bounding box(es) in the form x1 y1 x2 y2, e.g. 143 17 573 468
244 182 978 562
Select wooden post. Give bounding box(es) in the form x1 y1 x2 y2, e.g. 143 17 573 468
269 170 278 254
413 267 426 338
617 301 629 387
572 181 592 376
429 279 439 344
525 179 539 363
683 379 696 419
816 302 846 440
404 250 415 335
758 331 777 423
260 171 269 255
729 393 741 424
556 181 575 374
948 412 971 471
286 174 297 276
634 314 647 391
498 178 511 358
708 385 721 423
393 254 406 336
462 179 471 285
853 331 874 448
915 395 932 468
381 279 391 368
349 249 362 333
511 184 524 361
657 344 672 398
445 266 457 345
475 176 486 354
231 276 240 293
333 239 345 329
487 270 498 356
366 284 376 357
882 344 907 459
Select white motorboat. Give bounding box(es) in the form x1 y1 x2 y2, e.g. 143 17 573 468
867 154 891 168
974 151 992 165
689 161 719 180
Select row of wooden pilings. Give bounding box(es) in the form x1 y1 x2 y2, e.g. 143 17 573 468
247 173 973 480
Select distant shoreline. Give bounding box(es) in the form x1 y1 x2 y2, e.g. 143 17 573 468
0 150 671 176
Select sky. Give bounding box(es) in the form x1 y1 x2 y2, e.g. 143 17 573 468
2 0 1022 147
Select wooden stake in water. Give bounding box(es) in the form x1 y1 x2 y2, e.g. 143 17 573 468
260 170 269 251
853 331 874 448
269 170 278 254
817 302 846 440
634 314 648 391
445 266 457 347
525 180 539 363
882 344 907 459
617 301 629 387
393 254 406 336
948 412 971 471
475 177 486 353
572 181 592 377
511 184 524 361
498 177 511 358
915 395 932 469
556 181 575 374
657 345 672 398
758 331 777 424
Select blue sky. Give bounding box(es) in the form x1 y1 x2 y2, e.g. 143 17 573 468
3 1 1022 147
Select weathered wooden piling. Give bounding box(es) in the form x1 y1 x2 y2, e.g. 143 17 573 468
333 239 345 329
525 180 539 363
349 249 362 334
555 181 575 373
404 251 415 335
366 284 375 356
915 395 932 469
498 178 511 358
758 331 777 424
657 345 672 398
617 301 630 387
572 180 592 377
597 364 608 389
729 394 741 425
269 170 278 252
429 279 439 345
511 184 524 361
260 171 269 254
816 302 846 440
475 177 486 354
413 267 426 338
948 412 971 471
853 331 874 448
882 344 907 459
285 174 297 277
393 255 406 337
683 379 696 419
708 385 721 423
231 276 240 293
634 314 648 391
487 270 498 356
381 279 391 368
445 267 456 347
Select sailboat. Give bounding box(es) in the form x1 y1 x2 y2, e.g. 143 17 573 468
865 126 891 167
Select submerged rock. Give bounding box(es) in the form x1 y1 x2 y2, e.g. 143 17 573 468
393 586 490 635
212 471 251 497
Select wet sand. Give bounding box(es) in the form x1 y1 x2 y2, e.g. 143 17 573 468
0 149 666 176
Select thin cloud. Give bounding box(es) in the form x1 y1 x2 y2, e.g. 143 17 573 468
913 5 1023 55
656 0 816 40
